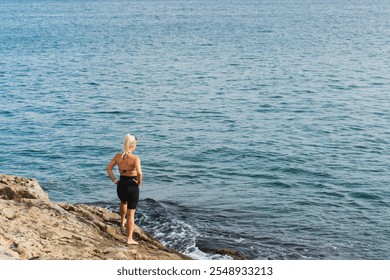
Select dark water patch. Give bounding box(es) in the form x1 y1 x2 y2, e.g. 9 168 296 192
292 199 322 207
268 166 333 179
239 171 280 181
258 29 273 34
198 43 214 47
0 109 15 117
349 191 382 201
317 191 346 199
265 181 294 189
93 110 127 115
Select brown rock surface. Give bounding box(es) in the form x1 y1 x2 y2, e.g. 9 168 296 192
0 174 190 260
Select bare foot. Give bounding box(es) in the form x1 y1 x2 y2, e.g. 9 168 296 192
127 240 139 245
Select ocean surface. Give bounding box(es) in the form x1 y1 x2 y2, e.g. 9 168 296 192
1 0 389 260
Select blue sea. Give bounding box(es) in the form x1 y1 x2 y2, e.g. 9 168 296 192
1 0 389 260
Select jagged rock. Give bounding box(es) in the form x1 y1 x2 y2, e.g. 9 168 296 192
0 175 49 202
0 174 190 260
203 248 249 260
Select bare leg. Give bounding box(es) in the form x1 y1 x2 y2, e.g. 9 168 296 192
120 202 127 227
126 209 138 245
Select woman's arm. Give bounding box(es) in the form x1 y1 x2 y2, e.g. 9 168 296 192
106 155 118 183
134 156 143 186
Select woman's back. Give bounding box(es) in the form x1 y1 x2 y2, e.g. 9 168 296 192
116 153 138 176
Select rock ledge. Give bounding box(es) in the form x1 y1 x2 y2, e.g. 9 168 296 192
0 174 190 260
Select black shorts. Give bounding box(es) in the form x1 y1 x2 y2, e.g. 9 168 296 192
117 176 139 209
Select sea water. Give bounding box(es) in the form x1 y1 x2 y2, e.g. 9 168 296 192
1 0 389 259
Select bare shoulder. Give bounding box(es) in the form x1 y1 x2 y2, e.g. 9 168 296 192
113 153 123 160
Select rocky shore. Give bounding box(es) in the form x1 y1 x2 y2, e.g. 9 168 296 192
0 174 190 260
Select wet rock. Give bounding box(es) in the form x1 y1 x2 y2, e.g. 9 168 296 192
204 248 249 260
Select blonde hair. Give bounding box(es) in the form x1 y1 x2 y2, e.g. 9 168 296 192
123 133 137 153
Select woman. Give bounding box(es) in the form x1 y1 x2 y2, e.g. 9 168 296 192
106 133 143 245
